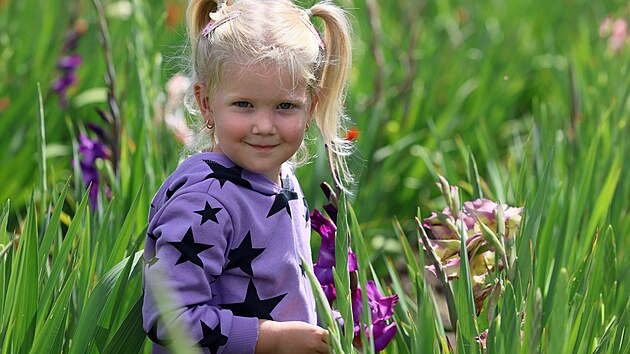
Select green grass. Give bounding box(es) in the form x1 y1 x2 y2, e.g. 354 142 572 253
1 0 629 352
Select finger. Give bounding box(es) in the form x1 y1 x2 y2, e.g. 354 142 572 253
317 340 330 354
322 329 330 344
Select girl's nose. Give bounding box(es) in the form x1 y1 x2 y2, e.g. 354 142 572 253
251 111 276 135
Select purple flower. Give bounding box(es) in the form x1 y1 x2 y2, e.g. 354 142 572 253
311 184 398 352
463 199 523 240
77 133 110 208
350 281 398 352
57 55 83 72
312 208 357 304
371 320 398 352
51 55 82 108
421 176 522 309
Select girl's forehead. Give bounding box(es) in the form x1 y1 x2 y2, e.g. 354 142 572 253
219 61 310 97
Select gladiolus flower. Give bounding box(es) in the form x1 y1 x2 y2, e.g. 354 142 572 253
76 132 110 208
312 183 398 352
350 281 398 352
422 176 522 301
51 55 82 108
311 208 357 304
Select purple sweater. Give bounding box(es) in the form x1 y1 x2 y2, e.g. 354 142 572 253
142 153 316 353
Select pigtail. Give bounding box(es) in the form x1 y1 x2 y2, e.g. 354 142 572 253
186 0 222 53
309 2 354 189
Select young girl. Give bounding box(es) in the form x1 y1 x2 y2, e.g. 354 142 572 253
142 0 353 353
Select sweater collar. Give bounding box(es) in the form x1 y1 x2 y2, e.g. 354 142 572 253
191 152 293 196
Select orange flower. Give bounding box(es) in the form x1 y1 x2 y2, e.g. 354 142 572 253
345 126 359 141
0 97 10 112
165 1 185 29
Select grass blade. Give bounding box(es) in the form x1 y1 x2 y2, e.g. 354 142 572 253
302 256 344 353
37 177 70 277
105 181 144 270
36 186 90 332
467 149 483 199
103 296 145 354
6 196 39 353
31 268 77 353
454 194 480 354
69 250 144 354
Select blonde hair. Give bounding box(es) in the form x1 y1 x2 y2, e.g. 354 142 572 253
184 0 354 188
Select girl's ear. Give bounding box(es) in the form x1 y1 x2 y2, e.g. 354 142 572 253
194 82 213 125
307 94 318 127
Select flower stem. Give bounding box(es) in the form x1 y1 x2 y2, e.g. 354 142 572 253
92 0 121 174
416 216 459 329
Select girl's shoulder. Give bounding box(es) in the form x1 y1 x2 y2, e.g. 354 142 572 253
150 153 297 218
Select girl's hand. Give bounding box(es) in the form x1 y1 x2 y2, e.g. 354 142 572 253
255 319 330 354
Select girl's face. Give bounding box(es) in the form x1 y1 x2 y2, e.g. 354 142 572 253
196 61 315 185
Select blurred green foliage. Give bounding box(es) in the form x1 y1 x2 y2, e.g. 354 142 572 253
0 0 628 352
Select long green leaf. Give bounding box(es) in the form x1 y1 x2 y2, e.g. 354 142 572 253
94 243 140 352
514 146 554 302
36 83 47 204
302 256 344 353
392 217 420 294
592 316 618 354
334 194 354 350
7 196 39 353
548 268 570 354
69 250 144 354
454 192 480 354
36 186 90 332
105 182 144 270
37 177 70 276
0 200 10 334
348 203 376 353
498 282 520 354
31 268 77 353
582 153 621 251
467 149 483 199
103 296 146 354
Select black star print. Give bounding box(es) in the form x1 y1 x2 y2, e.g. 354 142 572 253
204 160 253 189
147 322 172 347
281 175 293 189
267 189 299 218
302 198 310 222
299 263 306 277
220 279 287 320
167 227 213 268
166 179 186 199
196 320 228 354
225 232 265 276
194 201 222 225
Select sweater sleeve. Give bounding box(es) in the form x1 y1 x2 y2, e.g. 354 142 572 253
142 191 259 354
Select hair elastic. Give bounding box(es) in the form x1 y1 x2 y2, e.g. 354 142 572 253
201 11 241 38
299 9 324 49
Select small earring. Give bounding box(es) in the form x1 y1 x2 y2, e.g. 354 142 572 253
206 122 214 130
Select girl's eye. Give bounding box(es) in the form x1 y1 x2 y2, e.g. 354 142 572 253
277 102 296 110
234 101 252 108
